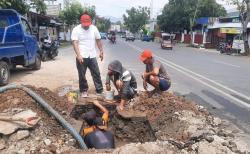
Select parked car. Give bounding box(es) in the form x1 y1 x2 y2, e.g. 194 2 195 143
125 33 135 41
141 35 153 42
232 34 246 54
121 34 126 38
0 9 41 86
100 32 107 39
161 33 173 50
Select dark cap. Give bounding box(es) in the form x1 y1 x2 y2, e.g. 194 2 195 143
82 109 96 126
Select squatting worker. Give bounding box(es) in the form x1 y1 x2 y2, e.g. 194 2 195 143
80 100 115 149
71 13 104 98
140 50 171 95
106 60 137 111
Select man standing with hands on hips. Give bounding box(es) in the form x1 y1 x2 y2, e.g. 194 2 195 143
71 13 104 97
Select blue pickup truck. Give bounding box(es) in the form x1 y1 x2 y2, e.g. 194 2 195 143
0 9 41 86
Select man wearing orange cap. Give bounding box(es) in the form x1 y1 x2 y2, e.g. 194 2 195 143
140 50 171 94
71 13 104 98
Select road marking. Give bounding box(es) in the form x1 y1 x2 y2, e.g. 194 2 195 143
123 41 250 109
213 60 241 68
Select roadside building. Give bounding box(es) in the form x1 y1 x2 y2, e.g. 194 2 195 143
27 12 61 42
205 16 242 49
25 0 62 41
110 24 121 32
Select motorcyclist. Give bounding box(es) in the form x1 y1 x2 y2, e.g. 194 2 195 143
225 40 232 54
111 32 116 43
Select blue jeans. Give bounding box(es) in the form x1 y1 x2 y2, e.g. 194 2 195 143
76 57 103 93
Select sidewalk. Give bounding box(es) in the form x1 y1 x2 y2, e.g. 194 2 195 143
10 46 106 93
198 48 220 54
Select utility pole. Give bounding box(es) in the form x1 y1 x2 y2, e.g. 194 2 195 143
150 0 154 32
150 0 153 19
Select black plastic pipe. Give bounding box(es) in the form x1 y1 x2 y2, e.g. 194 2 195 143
0 84 87 149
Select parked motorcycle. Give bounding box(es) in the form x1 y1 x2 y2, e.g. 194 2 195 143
40 37 59 61
217 42 226 51
218 42 232 55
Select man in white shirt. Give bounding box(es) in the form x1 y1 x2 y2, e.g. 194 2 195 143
71 14 104 97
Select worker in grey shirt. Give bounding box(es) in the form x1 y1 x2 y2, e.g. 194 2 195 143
140 50 171 95
106 60 137 111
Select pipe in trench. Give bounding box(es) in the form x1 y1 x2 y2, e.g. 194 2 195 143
0 84 88 149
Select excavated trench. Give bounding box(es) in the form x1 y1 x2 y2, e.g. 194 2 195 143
70 102 157 145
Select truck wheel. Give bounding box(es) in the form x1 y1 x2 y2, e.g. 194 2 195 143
32 55 41 70
0 61 10 86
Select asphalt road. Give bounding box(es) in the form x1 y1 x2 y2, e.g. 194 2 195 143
102 38 250 134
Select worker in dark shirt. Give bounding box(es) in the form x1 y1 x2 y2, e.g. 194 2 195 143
106 60 137 111
80 100 115 149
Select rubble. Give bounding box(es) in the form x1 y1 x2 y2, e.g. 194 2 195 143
0 87 76 153
212 117 222 126
0 139 6 150
12 130 30 141
44 139 52 146
195 140 233 154
0 109 40 135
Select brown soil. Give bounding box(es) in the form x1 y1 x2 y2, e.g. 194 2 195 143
0 86 73 137
129 92 208 142
131 92 200 122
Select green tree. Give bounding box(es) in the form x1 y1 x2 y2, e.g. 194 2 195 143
227 0 250 55
59 2 96 26
82 6 96 20
157 0 226 33
30 0 47 15
96 17 111 32
0 0 29 15
123 7 150 33
142 26 148 35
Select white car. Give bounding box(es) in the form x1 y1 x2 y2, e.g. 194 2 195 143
232 35 246 54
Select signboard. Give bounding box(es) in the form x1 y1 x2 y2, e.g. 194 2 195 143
46 5 60 16
220 28 242 34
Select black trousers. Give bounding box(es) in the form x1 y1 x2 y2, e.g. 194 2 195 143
76 57 103 93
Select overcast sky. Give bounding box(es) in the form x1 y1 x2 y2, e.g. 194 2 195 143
53 0 236 18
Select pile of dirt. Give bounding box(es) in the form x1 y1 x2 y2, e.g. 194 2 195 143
0 87 77 153
127 92 206 141
131 92 201 122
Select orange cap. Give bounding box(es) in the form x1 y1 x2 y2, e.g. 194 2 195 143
140 50 152 62
81 14 92 26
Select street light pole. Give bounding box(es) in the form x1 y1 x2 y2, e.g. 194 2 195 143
150 0 153 19
150 0 154 31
